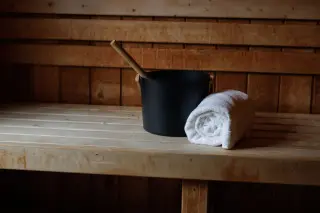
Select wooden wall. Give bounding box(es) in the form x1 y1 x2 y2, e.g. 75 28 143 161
1 1 320 212
1 1 320 113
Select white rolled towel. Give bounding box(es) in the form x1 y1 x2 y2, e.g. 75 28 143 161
184 90 255 149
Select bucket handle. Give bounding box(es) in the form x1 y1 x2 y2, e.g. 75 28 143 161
135 74 141 95
110 40 150 79
135 72 215 95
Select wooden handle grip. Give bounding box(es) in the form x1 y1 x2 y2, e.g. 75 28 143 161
110 40 148 79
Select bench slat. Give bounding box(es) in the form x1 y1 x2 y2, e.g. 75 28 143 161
0 113 142 125
1 140 319 186
0 126 188 143
0 104 320 186
0 119 144 132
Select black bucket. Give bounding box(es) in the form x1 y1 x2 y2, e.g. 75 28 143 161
139 70 210 137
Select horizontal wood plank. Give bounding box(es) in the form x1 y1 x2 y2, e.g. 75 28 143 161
1 44 320 74
0 0 319 20
1 139 320 187
1 18 320 47
0 104 320 187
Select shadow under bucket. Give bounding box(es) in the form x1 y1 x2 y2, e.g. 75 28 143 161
139 70 210 137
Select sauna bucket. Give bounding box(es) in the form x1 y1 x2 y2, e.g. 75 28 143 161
138 70 210 137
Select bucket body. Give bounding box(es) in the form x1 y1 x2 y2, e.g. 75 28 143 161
139 70 210 137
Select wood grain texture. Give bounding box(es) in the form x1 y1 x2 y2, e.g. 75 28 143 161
282 20 317 55
247 23 283 112
91 16 121 48
2 18 318 47
60 67 90 104
122 19 183 211
1 104 320 186
184 45 215 93
279 75 312 113
152 17 186 49
185 18 217 50
215 72 247 92
90 17 121 106
33 66 60 102
122 15 154 45
247 74 280 112
91 68 120 105
279 46 313 113
153 17 185 49
152 17 185 80
121 69 141 106
3 44 320 74
182 181 208 213
121 17 153 63
120 17 152 107
110 15 150 209
247 47 281 113
1 0 319 20
214 20 249 94
121 17 154 49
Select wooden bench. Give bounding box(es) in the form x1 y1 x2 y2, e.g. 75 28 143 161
1 103 319 212
1 1 320 212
